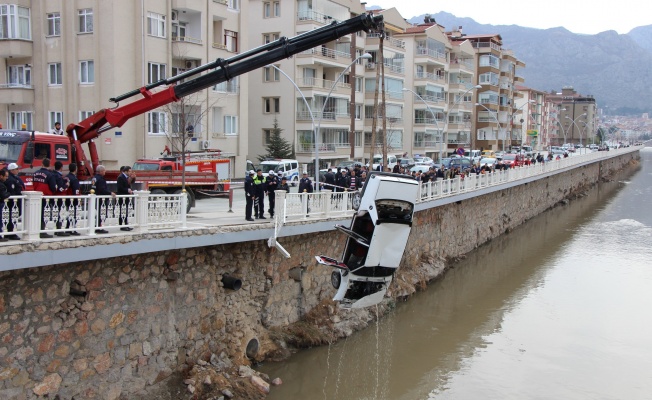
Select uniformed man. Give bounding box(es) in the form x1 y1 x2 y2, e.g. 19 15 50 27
0 169 10 242
298 172 313 217
252 169 266 219
278 176 290 193
244 170 255 221
4 163 25 240
32 158 57 238
91 165 114 234
65 163 81 236
116 166 134 230
265 171 279 218
53 161 70 236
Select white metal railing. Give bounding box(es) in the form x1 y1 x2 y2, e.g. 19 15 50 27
299 46 350 60
297 77 351 90
297 10 339 24
1 191 185 242
416 48 447 61
366 33 406 49
276 190 358 223
415 71 445 81
172 35 202 45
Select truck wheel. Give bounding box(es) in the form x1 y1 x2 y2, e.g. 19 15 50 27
173 189 194 213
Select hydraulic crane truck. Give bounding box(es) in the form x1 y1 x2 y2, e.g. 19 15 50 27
0 13 383 211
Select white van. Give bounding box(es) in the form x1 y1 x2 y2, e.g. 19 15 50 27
369 154 397 171
259 159 300 186
464 149 482 163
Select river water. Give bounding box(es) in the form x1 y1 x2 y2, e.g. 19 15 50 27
259 147 652 400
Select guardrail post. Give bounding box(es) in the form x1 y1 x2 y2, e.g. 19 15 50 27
228 188 234 213
275 190 286 223
135 191 150 234
22 191 42 241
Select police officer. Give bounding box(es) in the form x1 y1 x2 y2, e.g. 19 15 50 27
32 158 58 238
244 170 255 221
298 172 313 216
116 166 134 230
65 163 81 236
323 168 335 191
53 161 70 236
4 163 25 240
91 165 114 234
0 169 10 242
252 169 266 219
265 171 279 218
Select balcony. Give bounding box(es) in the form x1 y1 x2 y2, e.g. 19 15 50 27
414 117 445 125
297 77 351 95
297 142 338 153
295 111 338 121
172 34 202 45
414 71 445 83
366 33 405 50
410 93 445 105
0 84 34 104
0 39 33 58
449 58 474 73
296 10 339 25
415 48 447 65
472 42 501 53
297 46 352 67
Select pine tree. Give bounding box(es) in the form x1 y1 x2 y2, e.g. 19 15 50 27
258 118 294 161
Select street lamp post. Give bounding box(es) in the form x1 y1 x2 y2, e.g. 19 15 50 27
509 100 535 149
565 113 587 147
314 53 372 190
475 103 502 151
402 88 442 161
551 116 567 147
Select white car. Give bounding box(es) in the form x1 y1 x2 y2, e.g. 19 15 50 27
315 172 419 308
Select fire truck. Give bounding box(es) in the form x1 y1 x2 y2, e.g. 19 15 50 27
0 13 383 211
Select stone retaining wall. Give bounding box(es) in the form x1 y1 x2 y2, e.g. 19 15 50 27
0 153 638 399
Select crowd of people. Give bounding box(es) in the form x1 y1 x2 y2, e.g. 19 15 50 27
0 160 137 241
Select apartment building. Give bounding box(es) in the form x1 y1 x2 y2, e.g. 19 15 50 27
0 0 249 175
514 86 547 150
458 33 525 152
546 86 597 146
247 0 367 174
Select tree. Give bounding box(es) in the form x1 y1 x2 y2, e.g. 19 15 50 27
258 118 294 161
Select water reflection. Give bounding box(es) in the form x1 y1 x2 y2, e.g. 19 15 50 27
260 149 651 400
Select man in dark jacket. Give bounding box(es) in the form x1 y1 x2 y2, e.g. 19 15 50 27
335 169 350 193
53 161 70 236
244 170 255 221
0 168 11 242
4 163 25 240
323 168 335 191
117 166 134 230
298 172 313 216
65 163 81 236
91 165 113 234
32 158 57 238
265 171 279 218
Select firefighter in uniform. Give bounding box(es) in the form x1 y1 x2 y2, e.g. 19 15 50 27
91 165 114 234
65 163 81 236
4 163 25 240
32 158 57 238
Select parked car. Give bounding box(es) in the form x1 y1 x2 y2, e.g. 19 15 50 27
337 160 362 169
442 157 472 171
478 158 498 168
410 163 434 174
482 150 497 159
413 156 435 166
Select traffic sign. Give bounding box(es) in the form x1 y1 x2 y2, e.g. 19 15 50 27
456 147 465 156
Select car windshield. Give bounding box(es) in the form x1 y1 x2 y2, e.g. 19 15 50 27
0 141 22 163
260 164 280 173
502 155 516 160
133 162 161 171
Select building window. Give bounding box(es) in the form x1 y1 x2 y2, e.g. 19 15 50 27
263 128 272 145
224 115 237 135
355 104 362 120
9 111 33 130
46 12 60 36
147 12 166 38
263 32 279 44
263 97 280 113
78 8 93 33
147 62 166 84
7 65 31 87
264 65 280 82
147 112 167 135
0 5 31 39
263 2 280 18
213 76 238 93
48 111 63 130
171 112 200 134
225 30 237 52
48 63 62 85
79 111 95 121
79 60 94 84
228 0 240 11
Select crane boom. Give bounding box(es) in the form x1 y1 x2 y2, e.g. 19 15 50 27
65 13 383 177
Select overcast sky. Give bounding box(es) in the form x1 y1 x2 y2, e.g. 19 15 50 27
367 1 649 35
